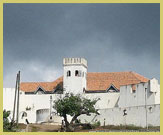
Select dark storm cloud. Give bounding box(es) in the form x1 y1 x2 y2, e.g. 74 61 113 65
3 3 160 87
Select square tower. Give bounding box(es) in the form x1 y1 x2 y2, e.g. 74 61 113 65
63 58 87 94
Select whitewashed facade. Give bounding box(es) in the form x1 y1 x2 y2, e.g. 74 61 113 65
3 58 160 126
118 78 160 108
63 58 87 94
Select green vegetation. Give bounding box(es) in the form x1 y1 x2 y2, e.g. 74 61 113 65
54 93 100 131
103 124 142 130
102 124 160 131
31 126 39 132
3 110 17 132
92 120 101 129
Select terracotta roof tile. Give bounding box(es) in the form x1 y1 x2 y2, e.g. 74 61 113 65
20 77 63 92
86 71 149 91
20 71 149 92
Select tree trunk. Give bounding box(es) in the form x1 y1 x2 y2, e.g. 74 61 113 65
63 115 74 132
70 114 80 124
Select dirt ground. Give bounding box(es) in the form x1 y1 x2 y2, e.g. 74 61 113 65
18 123 160 132
77 127 160 132
18 123 61 132
29 124 61 132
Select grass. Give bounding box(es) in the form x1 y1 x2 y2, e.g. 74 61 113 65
18 123 26 129
148 126 160 130
91 121 101 129
102 124 160 131
31 126 39 132
15 123 160 132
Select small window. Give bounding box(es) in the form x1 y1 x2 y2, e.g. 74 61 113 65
75 70 79 76
123 109 127 116
67 71 71 77
75 70 82 77
131 85 136 93
149 106 153 113
22 112 27 118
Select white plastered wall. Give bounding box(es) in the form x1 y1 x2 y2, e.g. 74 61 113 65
63 65 87 94
118 78 160 108
83 93 120 109
79 104 160 127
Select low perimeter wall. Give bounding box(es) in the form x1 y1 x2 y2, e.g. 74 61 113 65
79 104 160 127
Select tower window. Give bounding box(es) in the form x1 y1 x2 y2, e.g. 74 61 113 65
75 70 79 76
67 70 71 77
75 70 82 77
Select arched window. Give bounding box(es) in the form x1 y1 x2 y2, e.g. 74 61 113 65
75 70 79 76
22 112 27 119
67 70 71 77
23 112 27 117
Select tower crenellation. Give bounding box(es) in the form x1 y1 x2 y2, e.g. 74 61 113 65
63 58 87 68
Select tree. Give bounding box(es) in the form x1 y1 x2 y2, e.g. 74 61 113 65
53 93 100 131
3 110 16 132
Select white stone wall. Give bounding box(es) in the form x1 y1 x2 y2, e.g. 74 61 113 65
3 88 16 111
3 88 62 123
3 88 119 124
83 93 120 109
19 93 64 123
3 88 16 121
118 78 160 108
3 78 160 125
79 104 160 127
155 84 160 104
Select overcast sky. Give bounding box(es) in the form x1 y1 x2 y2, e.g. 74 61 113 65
3 3 160 88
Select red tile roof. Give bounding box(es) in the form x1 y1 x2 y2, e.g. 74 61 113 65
20 71 149 92
20 77 63 92
86 71 149 91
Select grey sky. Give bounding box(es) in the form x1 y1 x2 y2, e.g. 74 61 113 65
3 3 160 87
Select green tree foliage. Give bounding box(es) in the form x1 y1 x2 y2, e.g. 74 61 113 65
3 110 16 132
54 93 100 131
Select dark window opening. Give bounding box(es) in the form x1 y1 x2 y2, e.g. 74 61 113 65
123 109 127 116
36 88 45 94
131 84 136 93
107 86 118 92
22 112 27 118
67 70 71 77
75 70 79 76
